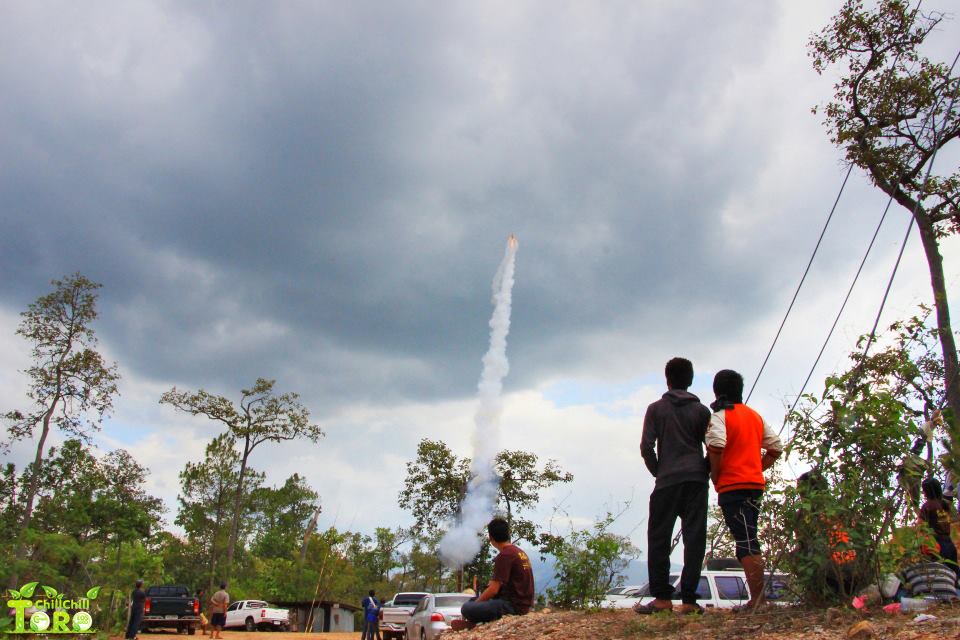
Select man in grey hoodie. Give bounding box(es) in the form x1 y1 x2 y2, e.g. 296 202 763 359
637 357 711 615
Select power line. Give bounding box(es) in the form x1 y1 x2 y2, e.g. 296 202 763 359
800 48 960 465
744 164 854 403
780 44 960 437
778 198 894 435
747 0 932 406
854 47 960 367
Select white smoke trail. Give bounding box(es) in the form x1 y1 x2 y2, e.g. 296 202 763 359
438 235 518 568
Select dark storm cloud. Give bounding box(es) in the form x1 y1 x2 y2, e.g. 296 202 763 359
0 1 836 410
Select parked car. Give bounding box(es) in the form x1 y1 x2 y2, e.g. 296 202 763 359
609 570 793 610
601 585 646 606
403 593 472 640
379 592 429 640
141 585 201 635
224 600 290 631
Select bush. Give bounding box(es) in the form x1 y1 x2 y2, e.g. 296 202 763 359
542 512 638 609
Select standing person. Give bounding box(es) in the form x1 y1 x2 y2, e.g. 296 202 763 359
209 582 229 640
124 580 146 640
919 477 959 582
460 518 534 624
360 590 381 640
636 357 711 615
195 589 208 636
706 369 783 612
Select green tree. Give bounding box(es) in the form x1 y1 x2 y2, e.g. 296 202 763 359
28 441 163 548
250 473 319 560
399 439 573 546
176 434 265 587
774 312 949 603
810 0 960 432
0 439 164 630
160 378 323 579
0 464 17 545
399 439 572 587
541 512 639 609
3 274 120 567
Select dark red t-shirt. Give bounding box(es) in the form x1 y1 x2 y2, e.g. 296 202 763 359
492 544 534 614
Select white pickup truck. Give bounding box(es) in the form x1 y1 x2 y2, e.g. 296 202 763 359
607 570 794 610
379 592 428 640
224 600 290 631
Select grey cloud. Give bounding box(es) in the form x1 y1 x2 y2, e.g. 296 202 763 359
0 1 914 413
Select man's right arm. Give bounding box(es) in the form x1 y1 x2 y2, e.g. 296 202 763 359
640 407 659 477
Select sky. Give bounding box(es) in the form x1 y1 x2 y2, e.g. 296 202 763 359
1 0 959 579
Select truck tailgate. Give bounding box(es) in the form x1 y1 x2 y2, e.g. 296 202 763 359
148 597 196 617
381 607 414 624
262 608 288 620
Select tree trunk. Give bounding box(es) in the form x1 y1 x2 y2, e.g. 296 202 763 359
20 397 59 535
8 394 60 588
225 436 251 580
914 217 960 428
299 506 321 564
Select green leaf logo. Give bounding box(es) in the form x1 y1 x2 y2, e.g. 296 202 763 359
8 589 21 599
19 582 38 598
42 585 59 598
86 586 101 600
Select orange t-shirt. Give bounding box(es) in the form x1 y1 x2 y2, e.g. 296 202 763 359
707 404 776 493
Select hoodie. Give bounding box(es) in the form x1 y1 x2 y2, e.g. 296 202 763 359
640 390 711 489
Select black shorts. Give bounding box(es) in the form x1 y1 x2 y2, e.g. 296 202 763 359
210 613 226 628
719 489 763 559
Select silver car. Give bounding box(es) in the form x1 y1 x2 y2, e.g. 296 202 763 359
404 593 472 640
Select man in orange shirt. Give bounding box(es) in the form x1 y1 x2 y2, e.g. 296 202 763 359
706 370 782 611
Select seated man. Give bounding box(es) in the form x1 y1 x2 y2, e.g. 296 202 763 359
460 518 534 624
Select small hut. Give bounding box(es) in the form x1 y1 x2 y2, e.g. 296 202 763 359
274 600 360 633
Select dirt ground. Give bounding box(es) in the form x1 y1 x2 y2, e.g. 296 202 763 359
104 604 960 640
112 632 360 640
446 603 960 639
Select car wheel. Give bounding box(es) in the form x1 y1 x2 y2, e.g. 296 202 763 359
245 618 256 632
188 626 197 636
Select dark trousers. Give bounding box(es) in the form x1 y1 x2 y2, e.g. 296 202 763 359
125 608 144 640
937 535 959 581
360 618 381 640
647 481 708 605
461 597 516 623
